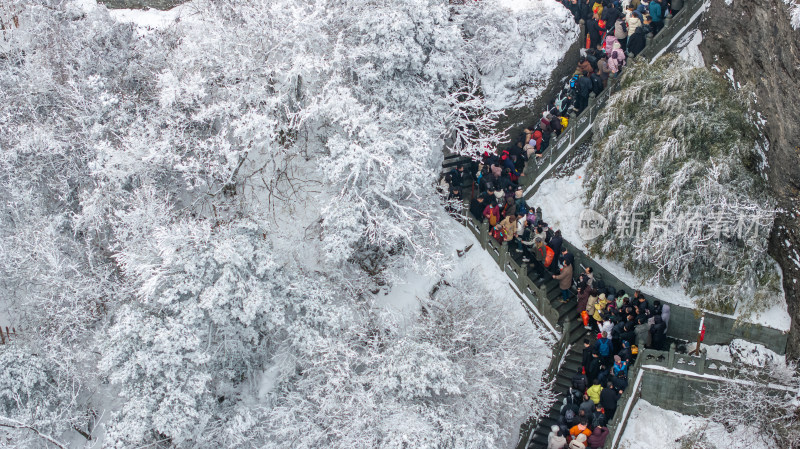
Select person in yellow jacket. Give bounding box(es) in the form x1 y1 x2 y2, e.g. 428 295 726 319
586 379 603 404
592 293 608 322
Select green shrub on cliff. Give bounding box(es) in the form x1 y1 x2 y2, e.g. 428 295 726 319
585 54 780 315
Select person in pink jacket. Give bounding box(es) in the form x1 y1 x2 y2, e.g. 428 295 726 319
607 42 626 76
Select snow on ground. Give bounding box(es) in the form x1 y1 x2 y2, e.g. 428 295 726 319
619 399 768 449
479 0 578 110
785 0 800 29
376 221 543 329
701 338 787 367
529 162 790 330
677 29 704 68
104 0 193 34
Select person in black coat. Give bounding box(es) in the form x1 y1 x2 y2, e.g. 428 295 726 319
600 381 622 420
590 72 603 96
559 247 575 268
575 72 593 113
585 17 602 50
627 18 650 57
469 196 486 220
650 315 667 350
581 339 594 373
572 369 589 393
568 0 581 22
611 371 628 391
601 5 620 31
588 351 602 383
580 0 594 21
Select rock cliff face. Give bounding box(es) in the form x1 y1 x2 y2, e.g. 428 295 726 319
698 0 800 357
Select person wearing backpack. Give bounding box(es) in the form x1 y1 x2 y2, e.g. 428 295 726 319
627 13 649 56
614 16 628 51
572 369 589 393
530 238 550 277
590 403 606 429
634 317 651 349
607 42 626 77
589 71 603 96
595 331 612 367
482 201 501 226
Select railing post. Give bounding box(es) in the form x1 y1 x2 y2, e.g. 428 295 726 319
563 318 572 345
698 348 707 374
480 220 489 250
667 343 676 369
499 241 509 271
518 262 528 290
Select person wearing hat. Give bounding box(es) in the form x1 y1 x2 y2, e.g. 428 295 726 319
548 425 568 449
607 42 626 76
612 355 628 377
569 432 588 449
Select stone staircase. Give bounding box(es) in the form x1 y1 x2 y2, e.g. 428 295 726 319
442 1 711 447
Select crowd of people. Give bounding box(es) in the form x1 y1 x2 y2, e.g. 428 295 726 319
441 0 674 209
558 0 676 58
546 283 672 449
438 3 682 447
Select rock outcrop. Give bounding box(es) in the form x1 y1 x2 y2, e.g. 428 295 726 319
698 0 800 357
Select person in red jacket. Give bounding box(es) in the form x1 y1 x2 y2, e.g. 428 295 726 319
482 202 501 226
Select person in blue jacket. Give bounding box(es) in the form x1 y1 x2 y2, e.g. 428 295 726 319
649 0 664 34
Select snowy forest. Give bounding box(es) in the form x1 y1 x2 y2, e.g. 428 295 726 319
1 0 800 448
0 0 575 447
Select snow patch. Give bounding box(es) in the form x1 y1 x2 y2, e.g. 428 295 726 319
377 222 540 328
677 29 704 68
107 2 188 34
784 0 800 29
701 339 786 367
619 400 769 449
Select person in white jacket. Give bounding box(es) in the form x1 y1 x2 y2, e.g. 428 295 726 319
548 425 567 449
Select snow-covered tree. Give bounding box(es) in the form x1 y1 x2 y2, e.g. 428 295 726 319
695 361 800 448
585 55 780 315
0 0 571 446
231 272 554 449
0 345 87 449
